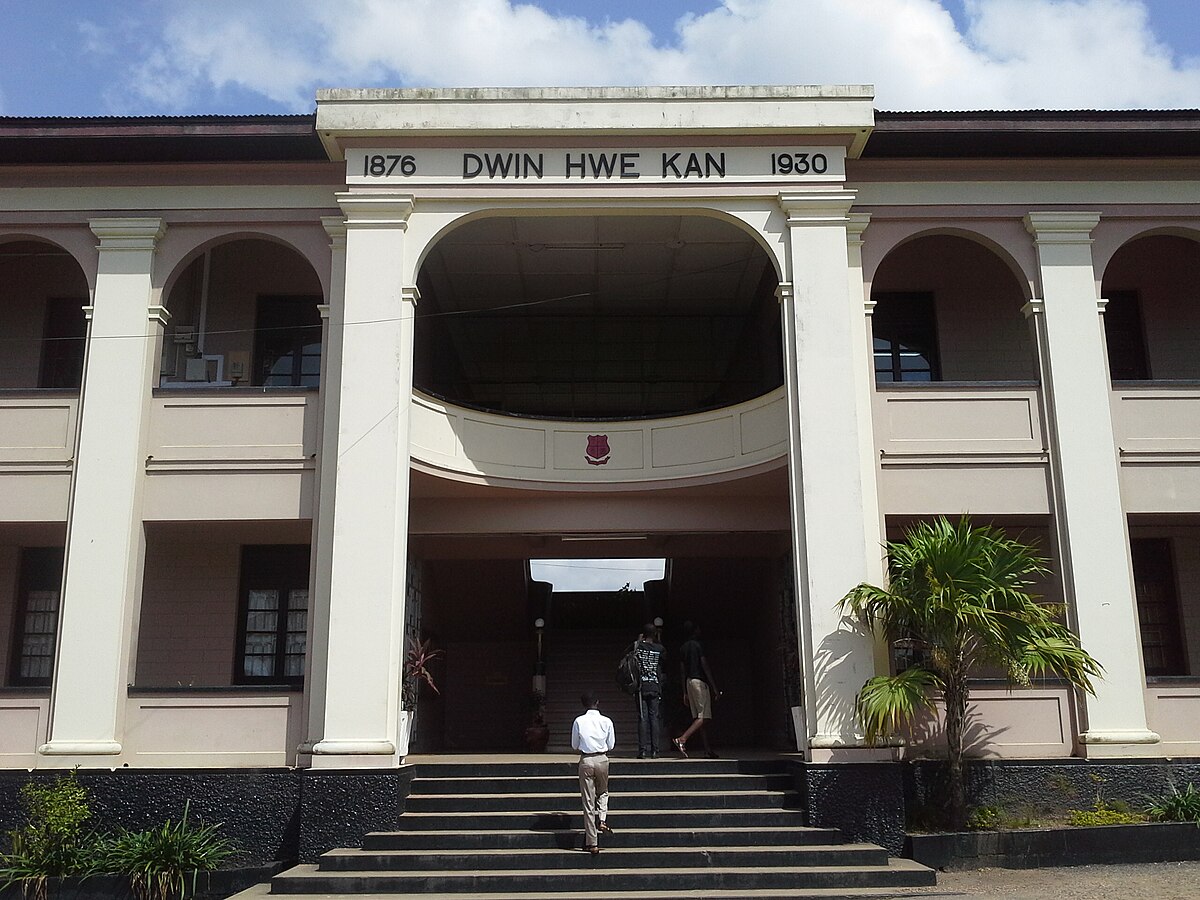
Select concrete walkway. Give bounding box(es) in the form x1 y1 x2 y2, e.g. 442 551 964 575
896 861 1200 899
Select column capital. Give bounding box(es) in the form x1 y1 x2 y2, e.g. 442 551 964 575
845 212 871 245
89 217 167 250
1021 298 1045 319
401 286 421 307
1024 211 1101 244
147 305 171 328
778 190 857 226
336 192 415 229
774 282 794 305
321 215 348 245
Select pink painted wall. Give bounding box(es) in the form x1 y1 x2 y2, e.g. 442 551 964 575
135 538 241 687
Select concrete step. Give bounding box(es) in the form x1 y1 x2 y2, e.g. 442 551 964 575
409 773 794 793
238 884 954 900
271 861 938 894
408 758 788 777
406 790 797 812
318 844 891 871
362 825 845 851
385 808 809 830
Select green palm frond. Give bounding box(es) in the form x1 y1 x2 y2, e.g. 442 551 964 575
856 668 942 745
841 516 1103 731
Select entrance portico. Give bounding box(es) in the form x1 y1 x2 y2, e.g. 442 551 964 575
308 86 884 767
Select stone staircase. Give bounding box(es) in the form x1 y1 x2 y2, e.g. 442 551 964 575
543 627 641 751
265 758 938 899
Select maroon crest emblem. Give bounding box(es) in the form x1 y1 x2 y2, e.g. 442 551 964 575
585 434 611 466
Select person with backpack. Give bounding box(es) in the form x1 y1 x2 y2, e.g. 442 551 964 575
630 623 665 759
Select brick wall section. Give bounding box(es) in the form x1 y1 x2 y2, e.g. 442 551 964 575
135 538 240 686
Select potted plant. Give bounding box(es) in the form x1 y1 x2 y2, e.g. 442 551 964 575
524 689 550 752
400 637 442 754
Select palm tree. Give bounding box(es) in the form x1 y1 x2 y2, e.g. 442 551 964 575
840 516 1102 830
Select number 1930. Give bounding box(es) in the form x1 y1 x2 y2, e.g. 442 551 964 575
770 152 828 175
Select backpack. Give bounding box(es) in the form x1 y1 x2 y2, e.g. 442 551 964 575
616 645 642 694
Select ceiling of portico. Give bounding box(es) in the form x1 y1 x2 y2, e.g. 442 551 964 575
414 214 782 419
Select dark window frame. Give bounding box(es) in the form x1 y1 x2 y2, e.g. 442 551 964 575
1130 537 1188 677
9 547 65 687
38 297 88 389
252 294 322 388
1103 289 1152 381
871 292 942 383
234 545 311 685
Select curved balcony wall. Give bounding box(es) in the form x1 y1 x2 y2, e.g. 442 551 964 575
409 388 789 487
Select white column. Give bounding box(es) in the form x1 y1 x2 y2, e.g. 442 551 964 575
40 218 166 762
299 217 347 760
310 194 416 768
1024 211 1159 756
780 192 881 760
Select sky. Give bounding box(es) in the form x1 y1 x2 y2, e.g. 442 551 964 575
2 0 1199 117
529 558 666 592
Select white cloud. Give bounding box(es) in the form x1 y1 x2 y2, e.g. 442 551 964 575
104 0 1200 112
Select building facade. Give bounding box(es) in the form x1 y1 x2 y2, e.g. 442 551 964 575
1 87 1199 785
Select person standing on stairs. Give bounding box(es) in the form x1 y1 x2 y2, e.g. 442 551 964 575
634 623 665 758
674 621 721 759
571 691 616 855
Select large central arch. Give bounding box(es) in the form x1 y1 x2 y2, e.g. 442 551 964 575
414 212 784 421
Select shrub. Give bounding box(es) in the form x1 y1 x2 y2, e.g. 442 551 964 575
1066 800 1146 827
1145 783 1200 824
103 802 236 900
0 772 99 900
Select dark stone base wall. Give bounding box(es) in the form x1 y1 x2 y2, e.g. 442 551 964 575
904 757 1200 824
788 761 907 855
791 757 1200 859
0 766 415 866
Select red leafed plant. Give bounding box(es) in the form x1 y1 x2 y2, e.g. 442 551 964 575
404 637 443 701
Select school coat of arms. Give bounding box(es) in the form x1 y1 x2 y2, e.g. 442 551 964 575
585 434 611 466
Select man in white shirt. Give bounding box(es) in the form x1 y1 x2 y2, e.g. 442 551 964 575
570 691 616 854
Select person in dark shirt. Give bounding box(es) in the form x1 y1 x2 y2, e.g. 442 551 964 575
632 623 665 759
674 621 720 758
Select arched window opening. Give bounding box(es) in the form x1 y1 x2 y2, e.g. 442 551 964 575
871 235 1033 384
0 240 88 390
162 239 322 388
1102 235 1200 382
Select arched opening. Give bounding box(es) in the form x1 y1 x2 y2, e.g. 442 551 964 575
161 238 323 388
414 214 783 419
870 234 1035 383
1103 236 1200 684
0 239 89 390
1101 233 1200 381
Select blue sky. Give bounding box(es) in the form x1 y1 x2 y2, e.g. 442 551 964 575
3 0 1199 116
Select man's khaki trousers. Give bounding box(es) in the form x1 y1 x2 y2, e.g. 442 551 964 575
578 753 610 847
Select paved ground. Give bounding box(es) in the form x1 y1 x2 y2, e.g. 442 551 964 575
911 861 1200 899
